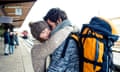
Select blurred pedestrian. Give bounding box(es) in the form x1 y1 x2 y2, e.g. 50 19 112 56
9 32 15 54
3 29 10 55
14 32 19 48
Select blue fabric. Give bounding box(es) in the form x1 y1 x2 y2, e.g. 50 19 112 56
47 38 80 72
86 17 118 41
51 20 72 36
94 39 99 69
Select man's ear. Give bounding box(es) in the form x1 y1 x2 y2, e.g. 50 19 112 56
57 18 62 24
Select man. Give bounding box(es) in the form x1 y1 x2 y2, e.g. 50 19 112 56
3 29 10 55
31 8 78 72
43 8 69 32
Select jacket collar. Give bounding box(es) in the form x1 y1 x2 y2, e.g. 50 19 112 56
51 19 72 35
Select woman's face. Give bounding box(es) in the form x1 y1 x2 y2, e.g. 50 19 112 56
39 28 51 40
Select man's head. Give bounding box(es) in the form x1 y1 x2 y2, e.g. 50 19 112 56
29 21 51 42
43 8 68 30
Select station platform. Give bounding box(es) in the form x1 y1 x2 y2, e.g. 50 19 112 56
0 37 34 72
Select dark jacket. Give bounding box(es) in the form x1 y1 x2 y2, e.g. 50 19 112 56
9 34 15 45
3 32 10 44
14 34 19 45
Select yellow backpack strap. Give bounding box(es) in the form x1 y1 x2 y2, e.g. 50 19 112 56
60 33 80 58
70 33 80 47
71 33 79 42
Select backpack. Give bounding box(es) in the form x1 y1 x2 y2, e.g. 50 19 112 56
78 17 118 72
46 16 119 72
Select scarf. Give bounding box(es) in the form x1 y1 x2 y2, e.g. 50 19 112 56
51 19 72 35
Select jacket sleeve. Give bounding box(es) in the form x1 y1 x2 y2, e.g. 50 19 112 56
64 38 80 72
65 38 79 58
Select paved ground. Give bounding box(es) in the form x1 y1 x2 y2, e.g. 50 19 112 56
0 37 34 72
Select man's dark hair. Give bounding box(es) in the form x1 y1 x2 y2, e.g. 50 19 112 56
43 8 68 23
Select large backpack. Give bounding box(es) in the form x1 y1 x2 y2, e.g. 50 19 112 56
77 16 118 72
46 16 119 72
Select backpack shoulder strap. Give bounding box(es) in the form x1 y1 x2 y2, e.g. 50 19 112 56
70 32 79 42
61 32 80 58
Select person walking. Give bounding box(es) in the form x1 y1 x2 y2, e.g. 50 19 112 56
14 32 19 48
9 31 15 54
3 29 10 55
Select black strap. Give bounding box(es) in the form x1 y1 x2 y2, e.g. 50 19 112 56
61 36 71 58
83 57 102 67
79 36 84 72
61 33 79 58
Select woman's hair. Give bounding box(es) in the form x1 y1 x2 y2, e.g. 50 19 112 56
43 8 68 23
29 21 49 42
